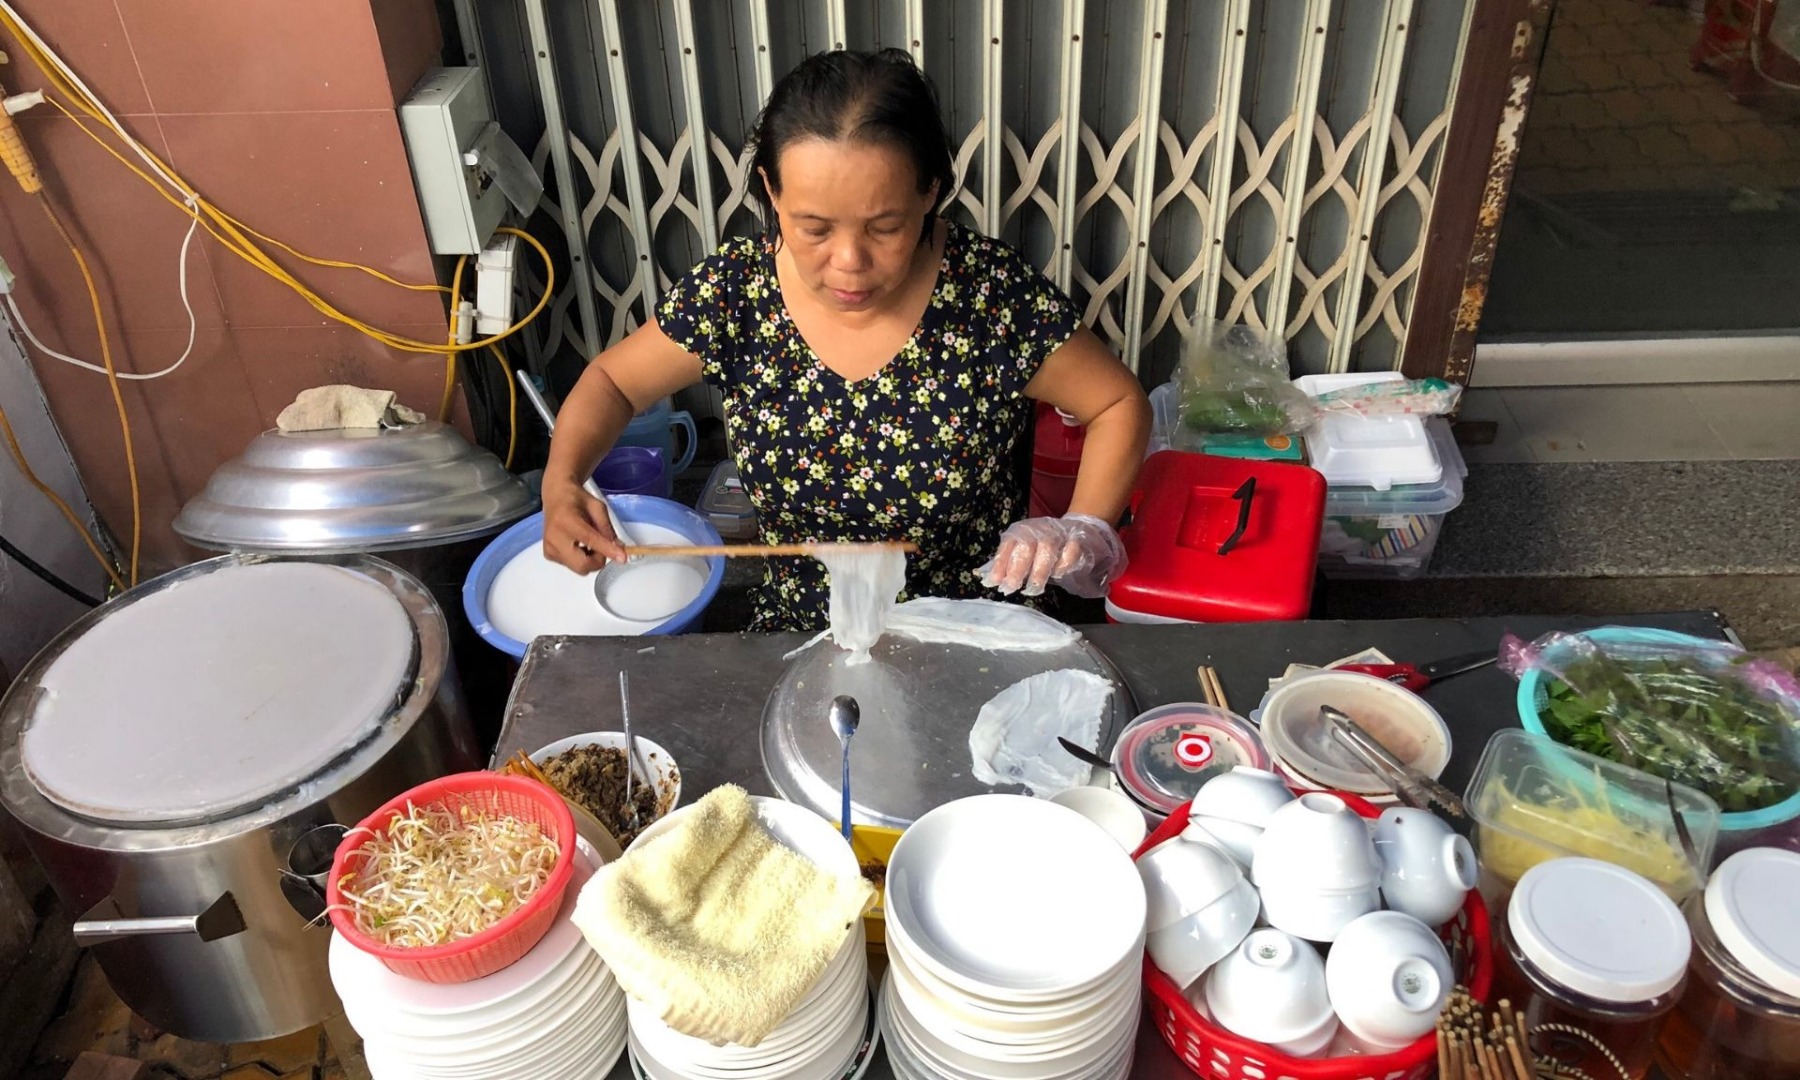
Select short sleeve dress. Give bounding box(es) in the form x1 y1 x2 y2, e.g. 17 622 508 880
655 222 1081 632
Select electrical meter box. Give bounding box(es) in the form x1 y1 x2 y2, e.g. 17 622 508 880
399 68 507 255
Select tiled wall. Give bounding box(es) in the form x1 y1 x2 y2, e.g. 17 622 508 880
0 0 455 574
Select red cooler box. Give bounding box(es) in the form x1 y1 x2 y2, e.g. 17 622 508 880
1108 451 1325 623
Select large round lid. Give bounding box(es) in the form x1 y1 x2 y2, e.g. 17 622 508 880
1705 848 1800 998
1509 857 1691 1003
18 561 417 824
1111 703 1268 815
173 422 536 553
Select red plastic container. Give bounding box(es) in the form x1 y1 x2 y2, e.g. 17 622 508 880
1133 795 1494 1080
1108 451 1326 622
1030 401 1085 518
327 772 577 984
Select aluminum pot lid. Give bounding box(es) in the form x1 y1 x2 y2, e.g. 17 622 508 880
17 561 417 825
173 422 537 553
761 615 1134 829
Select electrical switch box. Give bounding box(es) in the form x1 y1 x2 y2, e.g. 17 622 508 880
399 68 507 255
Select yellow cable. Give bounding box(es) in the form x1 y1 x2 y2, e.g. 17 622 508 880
0 400 125 593
442 255 468 422
488 343 518 470
39 196 139 586
36 95 554 356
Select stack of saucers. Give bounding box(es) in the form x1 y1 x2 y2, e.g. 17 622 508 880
625 797 881 1080
331 840 627 1080
880 795 1147 1080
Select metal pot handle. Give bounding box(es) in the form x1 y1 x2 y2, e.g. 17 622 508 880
73 891 245 945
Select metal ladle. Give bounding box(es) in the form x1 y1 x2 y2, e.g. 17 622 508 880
830 695 860 841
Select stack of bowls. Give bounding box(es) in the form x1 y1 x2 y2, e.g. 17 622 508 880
880 795 1146 1080
625 797 880 1080
1252 793 1383 942
331 840 628 1079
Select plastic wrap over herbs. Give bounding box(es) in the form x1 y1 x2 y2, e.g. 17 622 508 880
1501 629 1800 813
1175 321 1313 438
968 669 1113 796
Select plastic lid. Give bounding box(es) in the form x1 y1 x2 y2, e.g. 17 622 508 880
1509 857 1692 1003
1110 704 1269 814
1705 848 1800 997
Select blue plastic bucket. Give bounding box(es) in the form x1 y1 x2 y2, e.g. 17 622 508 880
1517 624 1800 838
462 495 724 659
593 446 665 497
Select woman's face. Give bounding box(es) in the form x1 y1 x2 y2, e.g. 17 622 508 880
763 138 938 313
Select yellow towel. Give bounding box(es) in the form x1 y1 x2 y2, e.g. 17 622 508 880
571 785 874 1046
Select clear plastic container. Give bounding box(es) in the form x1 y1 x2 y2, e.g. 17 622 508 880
1657 849 1800 1080
1496 858 1691 1080
1313 418 1466 580
1466 730 1720 905
696 460 756 540
1109 703 1269 819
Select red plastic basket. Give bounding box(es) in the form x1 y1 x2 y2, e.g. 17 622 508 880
327 771 577 984
1133 793 1492 1080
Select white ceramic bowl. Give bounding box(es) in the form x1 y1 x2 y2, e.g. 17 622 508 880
1325 911 1455 1050
1257 880 1382 943
1137 836 1245 932
1181 815 1262 869
1203 929 1338 1057
1051 786 1149 853
1251 793 1380 893
1372 806 1478 927
1145 876 1259 990
531 731 682 818
1188 767 1294 829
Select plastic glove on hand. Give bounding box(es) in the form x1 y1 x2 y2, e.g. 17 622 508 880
978 514 1127 598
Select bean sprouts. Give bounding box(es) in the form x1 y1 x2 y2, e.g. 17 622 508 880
335 801 561 948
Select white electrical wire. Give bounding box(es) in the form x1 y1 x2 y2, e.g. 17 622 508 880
7 197 201 381
0 0 186 193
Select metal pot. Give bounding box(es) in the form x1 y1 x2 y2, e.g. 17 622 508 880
172 421 538 731
0 554 480 1043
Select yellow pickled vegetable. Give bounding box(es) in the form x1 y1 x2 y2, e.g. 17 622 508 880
1476 774 1698 897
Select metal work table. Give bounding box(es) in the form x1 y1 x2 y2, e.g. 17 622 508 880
494 610 1729 1080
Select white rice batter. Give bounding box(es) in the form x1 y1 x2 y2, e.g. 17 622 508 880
488 523 706 641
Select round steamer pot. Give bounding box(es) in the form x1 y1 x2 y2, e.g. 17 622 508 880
462 496 725 659
0 554 480 1044
1132 794 1493 1080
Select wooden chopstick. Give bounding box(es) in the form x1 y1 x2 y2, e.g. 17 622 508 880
1197 665 1230 711
620 541 918 559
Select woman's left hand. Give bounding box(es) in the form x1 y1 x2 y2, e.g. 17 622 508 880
979 514 1128 598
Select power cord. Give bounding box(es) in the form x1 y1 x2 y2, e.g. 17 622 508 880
0 528 101 607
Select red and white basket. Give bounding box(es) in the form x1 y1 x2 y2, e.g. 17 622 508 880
1133 793 1493 1080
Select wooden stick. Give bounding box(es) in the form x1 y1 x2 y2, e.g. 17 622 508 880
1505 1036 1532 1080
621 541 918 559
1438 1029 1453 1080
1513 1010 1536 1075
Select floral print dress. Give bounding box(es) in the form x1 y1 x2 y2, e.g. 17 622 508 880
656 222 1081 631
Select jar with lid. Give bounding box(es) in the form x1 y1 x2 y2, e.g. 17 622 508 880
1494 857 1692 1080
1657 848 1800 1079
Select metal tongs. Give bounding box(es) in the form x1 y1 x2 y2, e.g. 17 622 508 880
1320 705 1466 818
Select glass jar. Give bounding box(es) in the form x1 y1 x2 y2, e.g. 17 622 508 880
1496 857 1691 1080
1657 849 1800 1080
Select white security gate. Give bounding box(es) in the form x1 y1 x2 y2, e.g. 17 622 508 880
455 0 1476 406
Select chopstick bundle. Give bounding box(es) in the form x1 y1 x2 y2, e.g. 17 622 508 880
1436 987 1540 1080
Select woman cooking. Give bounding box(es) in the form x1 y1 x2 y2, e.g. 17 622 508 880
543 48 1150 631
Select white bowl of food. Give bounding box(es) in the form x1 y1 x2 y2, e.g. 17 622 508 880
530 732 680 848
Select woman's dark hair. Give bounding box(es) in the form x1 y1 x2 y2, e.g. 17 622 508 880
747 49 955 245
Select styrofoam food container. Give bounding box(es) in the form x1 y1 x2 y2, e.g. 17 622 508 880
1293 372 1442 491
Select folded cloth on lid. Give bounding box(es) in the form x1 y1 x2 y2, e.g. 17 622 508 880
570 784 873 1046
275 385 426 432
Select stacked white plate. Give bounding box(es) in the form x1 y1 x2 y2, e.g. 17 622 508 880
331 840 627 1080
624 796 881 1080
881 795 1147 1080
